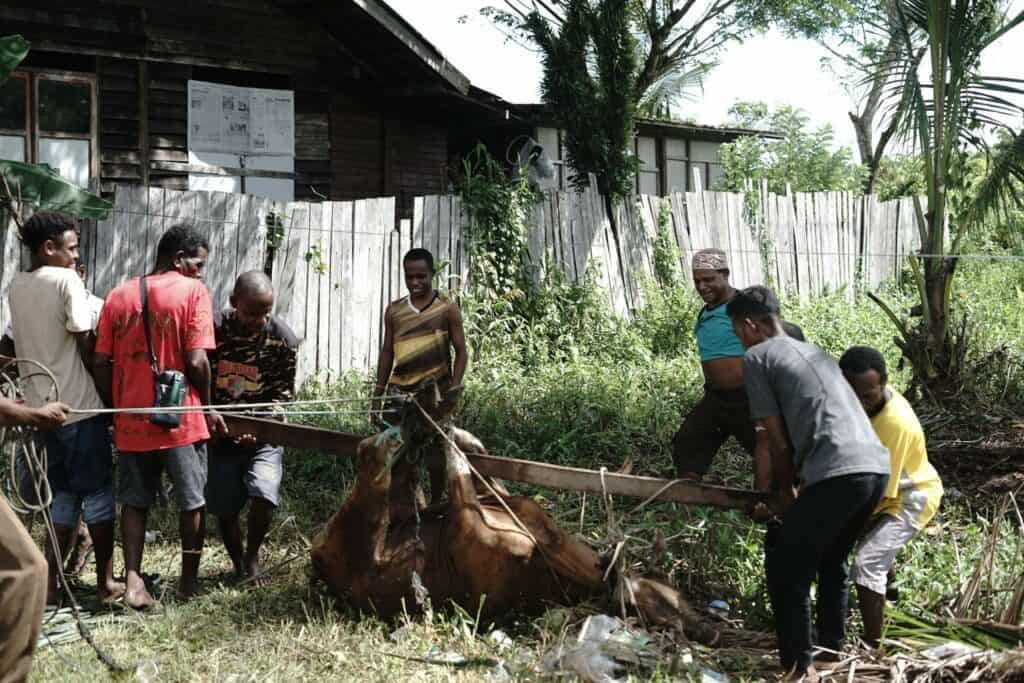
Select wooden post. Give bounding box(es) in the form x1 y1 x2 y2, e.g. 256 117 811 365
222 415 771 511
138 60 150 188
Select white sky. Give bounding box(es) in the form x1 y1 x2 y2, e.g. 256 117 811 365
387 0 1024 155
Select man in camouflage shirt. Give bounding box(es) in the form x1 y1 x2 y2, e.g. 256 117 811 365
207 271 297 584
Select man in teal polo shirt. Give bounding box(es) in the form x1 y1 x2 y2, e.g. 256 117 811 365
672 249 769 487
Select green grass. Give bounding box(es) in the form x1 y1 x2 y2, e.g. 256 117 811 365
30 261 1024 681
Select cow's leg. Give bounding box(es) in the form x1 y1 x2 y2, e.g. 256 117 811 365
311 435 399 595
447 430 604 594
450 428 509 497
616 576 720 645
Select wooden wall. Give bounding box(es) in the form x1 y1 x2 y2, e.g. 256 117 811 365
330 98 450 217
3 0 465 208
330 100 385 202
386 118 448 217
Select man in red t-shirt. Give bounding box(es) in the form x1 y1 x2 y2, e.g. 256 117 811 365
94 224 227 608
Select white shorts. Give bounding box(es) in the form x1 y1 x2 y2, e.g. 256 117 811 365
850 513 919 595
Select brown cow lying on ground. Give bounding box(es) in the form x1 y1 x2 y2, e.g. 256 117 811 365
311 414 719 644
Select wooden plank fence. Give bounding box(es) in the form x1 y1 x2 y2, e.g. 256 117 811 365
1 185 921 383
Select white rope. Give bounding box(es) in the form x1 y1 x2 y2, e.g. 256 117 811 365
68 394 393 416
243 409 396 417
1 359 59 514
411 399 576 603
687 247 1024 261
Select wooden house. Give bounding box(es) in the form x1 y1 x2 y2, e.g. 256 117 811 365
460 104 782 197
0 0 511 215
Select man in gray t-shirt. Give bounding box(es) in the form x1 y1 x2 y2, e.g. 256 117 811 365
727 286 889 681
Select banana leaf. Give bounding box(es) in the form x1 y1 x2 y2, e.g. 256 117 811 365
0 161 112 220
0 35 29 84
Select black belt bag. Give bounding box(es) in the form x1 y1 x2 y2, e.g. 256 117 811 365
140 276 188 428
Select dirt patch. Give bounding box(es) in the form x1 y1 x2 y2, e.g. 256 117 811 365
929 444 1024 499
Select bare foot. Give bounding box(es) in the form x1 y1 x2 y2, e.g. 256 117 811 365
244 555 270 587
125 585 155 610
97 579 126 605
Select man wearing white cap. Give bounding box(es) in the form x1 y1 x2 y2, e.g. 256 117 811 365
672 248 770 487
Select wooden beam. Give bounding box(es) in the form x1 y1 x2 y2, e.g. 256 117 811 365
223 415 769 511
224 414 364 456
151 162 296 180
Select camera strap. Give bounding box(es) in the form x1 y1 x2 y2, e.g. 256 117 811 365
138 276 160 376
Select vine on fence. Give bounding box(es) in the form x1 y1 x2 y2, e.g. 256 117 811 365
263 210 286 277
305 242 327 276
456 144 537 303
652 200 680 289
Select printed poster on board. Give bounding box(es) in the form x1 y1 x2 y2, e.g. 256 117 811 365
188 80 294 156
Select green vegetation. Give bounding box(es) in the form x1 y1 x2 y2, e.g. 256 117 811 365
858 0 1024 396
489 0 854 121
31 233 1024 680
523 0 640 199
716 102 865 195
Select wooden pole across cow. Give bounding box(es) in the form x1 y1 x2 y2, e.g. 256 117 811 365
223 414 772 512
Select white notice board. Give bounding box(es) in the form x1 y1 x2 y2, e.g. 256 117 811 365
188 80 294 157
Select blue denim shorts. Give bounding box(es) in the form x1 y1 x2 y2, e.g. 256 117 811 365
51 485 116 527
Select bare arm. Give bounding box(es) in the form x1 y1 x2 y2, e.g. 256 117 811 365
0 397 69 429
448 302 467 388
370 310 395 424
758 414 798 511
92 352 114 408
74 330 96 375
186 349 226 436
752 426 773 491
374 309 395 394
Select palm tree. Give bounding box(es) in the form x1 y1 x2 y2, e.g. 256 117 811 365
868 0 1024 395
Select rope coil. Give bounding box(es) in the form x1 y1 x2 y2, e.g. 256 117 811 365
0 357 134 672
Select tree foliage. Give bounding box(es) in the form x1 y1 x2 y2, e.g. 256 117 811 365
0 33 28 82
524 0 639 199
715 102 865 194
873 155 928 201
813 0 927 194
865 0 1024 395
490 0 852 117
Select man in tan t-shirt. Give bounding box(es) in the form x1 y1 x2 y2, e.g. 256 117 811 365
9 211 123 605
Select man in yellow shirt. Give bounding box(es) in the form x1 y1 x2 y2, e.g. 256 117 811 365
839 346 943 649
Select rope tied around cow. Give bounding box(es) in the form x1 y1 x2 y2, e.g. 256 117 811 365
408 394 583 607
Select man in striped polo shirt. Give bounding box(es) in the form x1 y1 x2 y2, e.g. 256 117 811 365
372 248 467 505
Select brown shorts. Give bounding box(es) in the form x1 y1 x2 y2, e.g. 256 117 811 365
671 386 756 477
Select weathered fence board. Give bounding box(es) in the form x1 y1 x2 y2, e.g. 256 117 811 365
2 184 925 384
